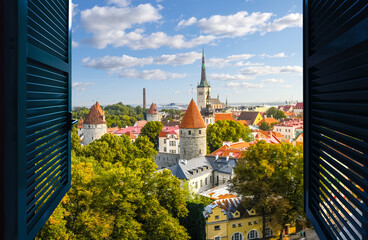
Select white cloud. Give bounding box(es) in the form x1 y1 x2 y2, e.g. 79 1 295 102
81 4 218 49
207 53 255 68
240 65 302 76
177 17 197 29
72 2 79 17
225 82 264 88
281 85 293 88
107 0 131 7
72 82 94 91
210 74 255 81
72 41 79 48
266 13 302 32
82 51 202 70
177 11 302 38
81 4 162 48
119 69 186 80
261 78 284 83
234 61 264 67
259 52 287 58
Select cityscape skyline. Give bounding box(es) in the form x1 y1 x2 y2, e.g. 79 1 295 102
72 0 303 107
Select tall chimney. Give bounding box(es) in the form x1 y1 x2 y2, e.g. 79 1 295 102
143 88 146 110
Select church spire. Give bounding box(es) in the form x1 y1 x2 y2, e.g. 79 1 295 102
198 48 210 87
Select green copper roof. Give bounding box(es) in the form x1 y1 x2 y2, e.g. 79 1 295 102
198 48 210 87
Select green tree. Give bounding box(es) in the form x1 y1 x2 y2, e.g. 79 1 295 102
259 121 272 131
265 107 286 120
37 135 189 239
141 121 163 150
179 202 206 240
206 120 253 152
230 141 303 239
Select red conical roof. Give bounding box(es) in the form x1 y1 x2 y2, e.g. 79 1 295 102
147 103 158 114
84 101 106 124
179 99 206 129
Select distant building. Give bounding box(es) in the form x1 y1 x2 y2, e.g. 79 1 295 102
273 119 303 141
79 102 107 145
294 102 303 115
114 126 142 138
201 90 215 125
146 103 159 121
214 113 235 122
236 111 263 126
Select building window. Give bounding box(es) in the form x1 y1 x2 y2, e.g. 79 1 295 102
231 232 244 240
232 224 236 228
199 149 201 154
247 230 259 240
210 176 212 183
164 147 167 152
205 177 207 185
164 139 166 143
188 130 191 135
214 225 220 231
199 130 202 134
265 228 273 237
248 222 252 225
238 223 242 227
214 237 221 240
254 221 258 224
215 215 219 220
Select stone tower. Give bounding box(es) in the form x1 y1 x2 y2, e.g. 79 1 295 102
179 99 207 160
81 102 107 145
197 48 210 110
146 103 159 121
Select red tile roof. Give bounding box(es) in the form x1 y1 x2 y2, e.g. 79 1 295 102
215 113 234 122
147 103 158 114
257 117 279 126
179 99 206 129
77 117 84 128
124 131 136 139
135 120 147 127
114 126 142 135
84 101 106 124
107 127 120 133
295 102 303 109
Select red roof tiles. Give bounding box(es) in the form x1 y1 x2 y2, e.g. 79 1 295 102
84 102 106 124
147 103 158 114
179 100 206 129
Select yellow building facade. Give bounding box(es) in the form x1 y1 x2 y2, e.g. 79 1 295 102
204 198 296 240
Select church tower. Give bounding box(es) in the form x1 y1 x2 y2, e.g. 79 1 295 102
81 102 107 145
197 48 210 110
201 89 215 125
179 99 207 160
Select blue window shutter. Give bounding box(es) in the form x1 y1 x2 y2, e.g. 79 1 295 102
15 0 72 239
304 1 368 239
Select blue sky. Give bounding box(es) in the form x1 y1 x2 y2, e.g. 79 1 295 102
71 0 303 107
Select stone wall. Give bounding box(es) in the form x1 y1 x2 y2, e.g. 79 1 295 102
180 127 206 160
81 123 107 145
146 113 159 122
155 152 180 168
197 86 210 110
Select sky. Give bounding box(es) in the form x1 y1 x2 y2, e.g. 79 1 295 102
71 0 303 107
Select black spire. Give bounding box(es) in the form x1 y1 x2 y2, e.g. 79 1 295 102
198 48 210 87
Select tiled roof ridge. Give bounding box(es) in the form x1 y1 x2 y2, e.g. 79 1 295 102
84 101 106 124
179 99 206 129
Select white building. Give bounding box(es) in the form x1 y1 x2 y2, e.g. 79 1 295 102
273 119 303 141
79 102 107 145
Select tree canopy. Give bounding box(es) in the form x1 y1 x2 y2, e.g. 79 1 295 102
73 102 144 128
36 134 190 240
230 141 303 239
140 121 163 150
206 120 253 152
259 121 272 131
265 107 286 120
